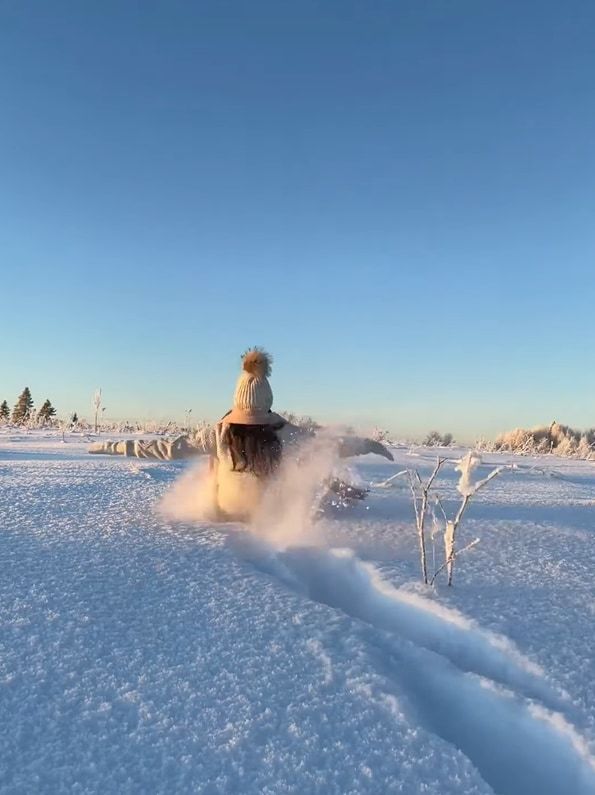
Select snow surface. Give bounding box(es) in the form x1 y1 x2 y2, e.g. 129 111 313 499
1 431 594 794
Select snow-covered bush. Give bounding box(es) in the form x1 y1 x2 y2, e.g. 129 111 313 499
423 430 454 447
494 422 595 459
372 427 393 444
576 436 595 459
407 452 507 586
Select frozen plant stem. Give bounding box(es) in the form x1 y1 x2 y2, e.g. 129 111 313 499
442 463 508 586
443 495 470 586
372 470 410 488
409 458 445 584
430 537 480 585
93 389 102 434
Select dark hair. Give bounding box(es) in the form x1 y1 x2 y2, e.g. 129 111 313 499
227 422 284 477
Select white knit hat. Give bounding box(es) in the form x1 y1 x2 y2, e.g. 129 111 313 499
222 348 284 426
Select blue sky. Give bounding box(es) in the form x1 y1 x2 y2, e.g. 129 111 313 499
1 1 594 440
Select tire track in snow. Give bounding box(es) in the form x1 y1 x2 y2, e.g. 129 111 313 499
243 543 595 795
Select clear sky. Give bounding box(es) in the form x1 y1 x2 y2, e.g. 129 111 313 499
1 1 594 441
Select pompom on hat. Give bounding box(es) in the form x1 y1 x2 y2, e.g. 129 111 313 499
222 348 284 426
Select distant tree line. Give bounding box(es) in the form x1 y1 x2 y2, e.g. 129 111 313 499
0 388 62 427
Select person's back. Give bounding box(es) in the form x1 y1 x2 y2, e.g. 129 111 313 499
209 350 287 521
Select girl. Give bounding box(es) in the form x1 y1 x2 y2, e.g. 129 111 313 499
90 349 393 521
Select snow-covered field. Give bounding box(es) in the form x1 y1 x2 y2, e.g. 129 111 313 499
1 432 594 794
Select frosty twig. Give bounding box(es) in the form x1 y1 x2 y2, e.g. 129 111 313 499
409 457 446 584
407 452 510 587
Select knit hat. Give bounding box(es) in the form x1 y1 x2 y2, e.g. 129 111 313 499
222 348 284 426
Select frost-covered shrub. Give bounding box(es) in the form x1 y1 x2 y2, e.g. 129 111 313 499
555 436 578 457
407 452 506 586
494 428 533 452
577 437 595 459
494 422 595 459
373 427 393 443
474 436 495 452
423 430 454 447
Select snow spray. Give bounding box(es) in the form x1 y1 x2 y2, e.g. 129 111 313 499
157 433 343 547
250 433 340 548
158 459 220 522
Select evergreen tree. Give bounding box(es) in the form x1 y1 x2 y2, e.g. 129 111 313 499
71 412 79 427
38 399 57 424
0 400 9 421
12 387 34 425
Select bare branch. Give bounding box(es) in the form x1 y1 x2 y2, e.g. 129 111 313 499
446 463 508 586
407 458 447 585
452 493 471 529
371 470 409 488
408 471 421 530
434 496 448 522
430 538 480 585
427 457 446 491
473 464 510 493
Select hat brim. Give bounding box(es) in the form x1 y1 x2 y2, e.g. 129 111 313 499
220 409 285 426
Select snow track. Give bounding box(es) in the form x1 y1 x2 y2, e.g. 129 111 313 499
246 543 595 795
